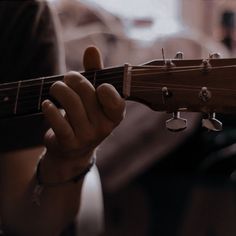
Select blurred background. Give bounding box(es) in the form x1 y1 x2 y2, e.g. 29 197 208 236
48 0 236 235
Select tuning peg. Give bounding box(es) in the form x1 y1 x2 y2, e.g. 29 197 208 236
175 52 184 59
209 53 221 59
202 113 222 131
166 112 187 132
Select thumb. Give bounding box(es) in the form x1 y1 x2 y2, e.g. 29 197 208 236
83 46 103 71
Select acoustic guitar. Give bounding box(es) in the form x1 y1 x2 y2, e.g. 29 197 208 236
1 53 235 151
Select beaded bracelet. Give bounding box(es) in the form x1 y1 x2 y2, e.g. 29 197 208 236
32 157 95 206
36 157 95 186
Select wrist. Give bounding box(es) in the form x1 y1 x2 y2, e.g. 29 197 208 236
38 151 95 184
32 152 95 206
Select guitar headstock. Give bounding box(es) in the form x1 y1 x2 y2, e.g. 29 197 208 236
126 52 236 131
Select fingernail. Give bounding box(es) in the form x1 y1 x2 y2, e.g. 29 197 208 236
42 99 53 110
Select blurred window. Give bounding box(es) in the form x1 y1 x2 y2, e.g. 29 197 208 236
48 0 183 41
82 0 182 40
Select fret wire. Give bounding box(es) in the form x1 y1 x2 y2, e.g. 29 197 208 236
1 63 236 92
0 75 63 88
0 73 124 91
0 67 125 117
2 61 236 117
5 89 236 117
38 78 44 110
0 82 124 109
10 93 236 116
0 84 124 106
6 88 125 113
8 87 236 108
0 67 124 90
10 83 124 103
7 78 236 109
0 77 122 92
3 83 236 106
14 80 21 114
7 81 124 101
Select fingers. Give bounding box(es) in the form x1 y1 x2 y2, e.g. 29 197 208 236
47 72 125 137
64 71 101 125
97 83 126 125
42 46 125 156
64 72 125 127
83 46 125 125
83 46 103 71
49 80 91 137
42 100 75 146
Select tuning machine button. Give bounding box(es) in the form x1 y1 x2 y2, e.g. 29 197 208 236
175 52 184 59
199 87 211 102
166 111 187 132
209 53 221 59
202 113 222 131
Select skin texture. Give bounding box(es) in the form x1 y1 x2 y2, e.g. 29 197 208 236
0 46 125 236
42 46 125 181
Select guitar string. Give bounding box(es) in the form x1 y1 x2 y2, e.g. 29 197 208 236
1 63 236 90
0 72 230 96
2 88 236 116
0 62 214 88
1 79 236 106
130 82 236 91
1 80 236 104
0 62 235 95
1 65 236 115
0 68 125 88
1 67 236 101
1 87 236 116
2 84 236 106
13 86 236 104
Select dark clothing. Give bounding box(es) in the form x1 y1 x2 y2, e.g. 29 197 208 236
0 1 66 152
0 1 65 232
0 0 65 83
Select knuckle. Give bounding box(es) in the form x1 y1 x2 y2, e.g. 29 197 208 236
65 71 94 93
65 71 83 86
50 81 65 96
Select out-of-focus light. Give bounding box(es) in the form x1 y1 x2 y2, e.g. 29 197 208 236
81 0 182 41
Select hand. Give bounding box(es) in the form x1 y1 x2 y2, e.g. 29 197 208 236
40 46 125 182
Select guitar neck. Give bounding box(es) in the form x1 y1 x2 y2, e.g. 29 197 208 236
0 66 125 119
2 57 236 120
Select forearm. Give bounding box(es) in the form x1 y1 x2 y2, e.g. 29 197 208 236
0 47 125 236
0 148 84 236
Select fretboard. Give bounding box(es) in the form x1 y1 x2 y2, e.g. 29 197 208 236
0 66 125 118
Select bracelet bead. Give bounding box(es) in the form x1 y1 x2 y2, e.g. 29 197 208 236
32 157 95 206
36 157 96 186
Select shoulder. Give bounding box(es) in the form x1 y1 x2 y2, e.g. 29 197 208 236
0 0 65 81
0 0 51 16
0 0 55 31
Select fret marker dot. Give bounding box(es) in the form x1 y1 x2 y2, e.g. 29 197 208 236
3 96 9 102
